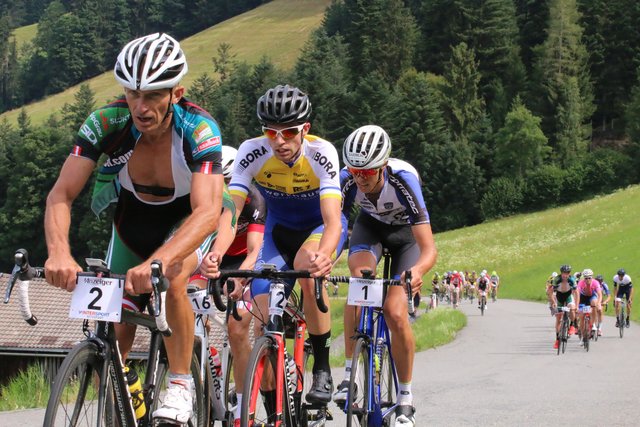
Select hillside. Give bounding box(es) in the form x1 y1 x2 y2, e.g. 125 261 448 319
11 23 37 51
432 185 640 304
1 0 331 124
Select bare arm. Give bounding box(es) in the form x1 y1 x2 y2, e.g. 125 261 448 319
307 196 342 277
404 223 438 295
44 156 96 290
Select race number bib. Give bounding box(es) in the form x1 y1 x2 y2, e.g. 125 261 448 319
348 278 384 308
580 305 592 313
69 276 123 322
269 282 287 316
189 289 216 315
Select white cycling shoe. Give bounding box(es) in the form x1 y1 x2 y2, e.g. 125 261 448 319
394 404 416 426
153 378 193 425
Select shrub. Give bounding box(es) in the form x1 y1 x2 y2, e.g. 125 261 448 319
480 177 524 219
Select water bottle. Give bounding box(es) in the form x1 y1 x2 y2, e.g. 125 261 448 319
125 366 146 419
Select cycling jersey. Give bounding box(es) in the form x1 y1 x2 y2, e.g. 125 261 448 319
226 184 266 257
553 275 577 293
71 96 225 274
613 274 633 287
228 135 346 296
577 279 601 296
341 158 429 226
600 281 611 296
229 135 342 229
477 277 490 290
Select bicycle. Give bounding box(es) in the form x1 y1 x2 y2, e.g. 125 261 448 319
490 284 497 302
326 251 414 427
478 290 487 316
188 279 243 426
579 304 593 352
8 249 207 427
615 297 626 338
555 306 571 355
212 266 330 427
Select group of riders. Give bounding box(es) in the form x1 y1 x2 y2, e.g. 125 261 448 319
41 33 437 426
546 265 633 349
429 270 500 309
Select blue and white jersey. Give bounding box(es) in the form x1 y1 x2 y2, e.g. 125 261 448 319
341 158 429 226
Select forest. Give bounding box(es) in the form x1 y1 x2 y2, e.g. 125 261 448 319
1 0 640 269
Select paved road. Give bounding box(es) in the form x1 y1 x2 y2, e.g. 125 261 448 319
330 298 640 426
3 299 639 426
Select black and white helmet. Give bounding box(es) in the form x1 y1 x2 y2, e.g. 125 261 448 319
221 146 237 180
257 84 312 124
114 33 188 91
343 125 391 169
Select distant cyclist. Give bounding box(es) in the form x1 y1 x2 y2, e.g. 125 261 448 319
577 269 602 337
550 265 578 348
476 272 490 310
490 270 500 300
595 274 610 336
545 271 558 311
450 270 464 307
613 268 633 328
337 125 437 426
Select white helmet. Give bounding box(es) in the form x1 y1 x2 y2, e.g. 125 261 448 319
221 146 238 180
343 125 391 169
582 269 594 279
114 33 188 91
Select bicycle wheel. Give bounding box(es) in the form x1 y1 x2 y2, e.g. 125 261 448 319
481 296 485 316
560 314 569 354
224 352 236 426
347 337 370 427
44 341 111 427
241 336 294 426
151 350 207 427
619 305 625 338
582 316 590 352
377 338 395 423
299 342 314 427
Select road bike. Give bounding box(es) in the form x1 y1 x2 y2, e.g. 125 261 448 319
8 248 207 426
490 283 497 302
478 290 487 316
615 297 627 338
555 306 571 355
212 266 330 426
326 248 414 427
188 278 243 426
579 304 593 352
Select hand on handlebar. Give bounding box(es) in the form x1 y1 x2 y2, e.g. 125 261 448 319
44 254 82 292
402 268 423 297
225 277 245 301
308 251 333 278
199 251 222 279
125 262 154 295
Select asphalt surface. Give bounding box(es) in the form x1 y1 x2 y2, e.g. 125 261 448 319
2 299 639 426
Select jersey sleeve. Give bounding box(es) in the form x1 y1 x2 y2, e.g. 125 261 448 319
340 167 357 224
308 139 342 201
228 139 264 204
392 169 429 225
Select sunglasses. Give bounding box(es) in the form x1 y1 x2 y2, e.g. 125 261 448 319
348 167 379 178
262 124 305 140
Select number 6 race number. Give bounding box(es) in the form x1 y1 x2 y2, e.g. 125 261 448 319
69 276 124 322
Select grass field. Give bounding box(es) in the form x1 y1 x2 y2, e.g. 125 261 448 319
0 0 331 124
11 23 37 52
432 185 640 311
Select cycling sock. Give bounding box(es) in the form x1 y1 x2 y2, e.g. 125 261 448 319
234 393 242 419
309 331 332 374
397 382 413 406
343 359 352 382
168 372 193 388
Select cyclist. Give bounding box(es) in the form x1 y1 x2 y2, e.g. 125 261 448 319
613 268 633 328
336 125 437 426
450 270 464 307
545 272 558 311
550 265 578 349
43 33 227 423
490 270 500 300
577 269 602 337
477 272 491 310
595 274 610 336
227 84 347 405
194 145 266 424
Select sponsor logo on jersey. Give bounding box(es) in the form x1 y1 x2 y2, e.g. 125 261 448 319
312 152 337 179
99 111 110 130
193 122 214 143
192 136 221 155
103 149 133 168
384 202 393 209
89 114 104 137
80 124 97 144
72 145 83 156
238 146 269 169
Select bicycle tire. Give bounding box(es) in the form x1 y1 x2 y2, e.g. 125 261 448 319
299 343 314 427
224 352 236 426
151 350 207 427
241 336 294 426
347 337 370 427
619 305 625 338
44 341 111 427
377 337 395 421
560 313 568 354
481 296 485 316
583 315 590 352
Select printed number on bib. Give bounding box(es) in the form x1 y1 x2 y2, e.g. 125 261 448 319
269 283 287 316
348 278 384 308
189 289 215 315
69 276 123 322
580 305 592 313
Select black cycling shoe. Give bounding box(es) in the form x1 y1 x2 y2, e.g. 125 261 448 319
332 379 350 406
306 370 333 404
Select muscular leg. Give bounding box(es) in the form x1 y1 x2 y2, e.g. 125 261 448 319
228 307 252 391
383 286 415 384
